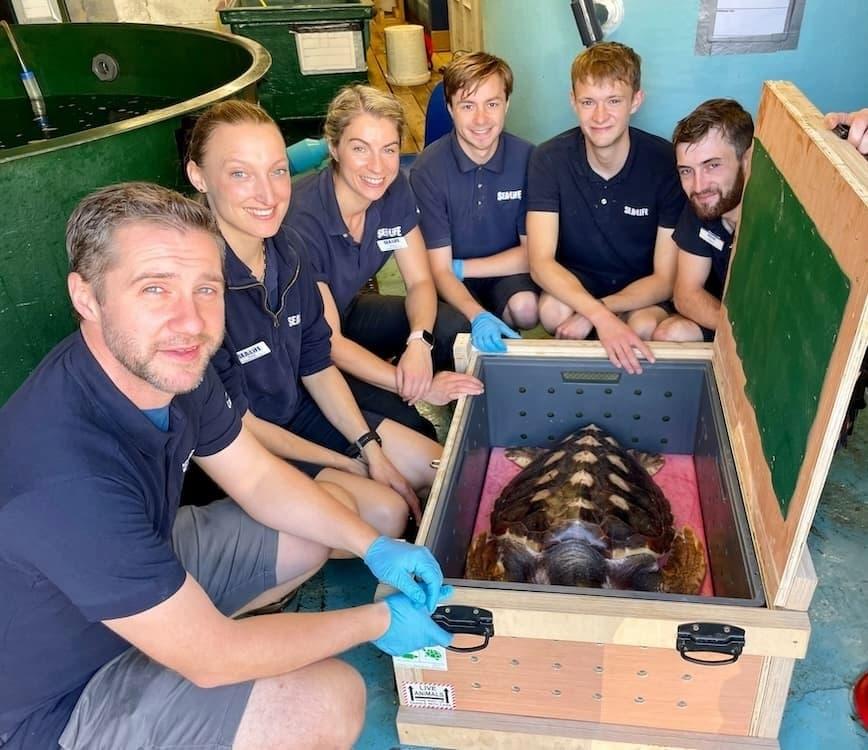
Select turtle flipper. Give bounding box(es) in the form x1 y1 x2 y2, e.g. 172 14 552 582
465 533 504 580
661 527 707 595
627 448 665 476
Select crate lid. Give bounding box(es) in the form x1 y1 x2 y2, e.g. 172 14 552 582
713 82 868 609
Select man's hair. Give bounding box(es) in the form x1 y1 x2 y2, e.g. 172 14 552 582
187 99 276 167
324 85 406 169
67 182 223 302
672 98 755 160
571 42 641 92
442 52 514 106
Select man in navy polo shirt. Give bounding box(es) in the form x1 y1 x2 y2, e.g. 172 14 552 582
0 183 451 750
526 42 685 374
410 52 538 353
652 99 753 342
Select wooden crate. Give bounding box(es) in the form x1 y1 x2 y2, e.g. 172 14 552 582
380 82 868 748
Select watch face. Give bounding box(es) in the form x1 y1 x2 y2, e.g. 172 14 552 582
421 329 434 347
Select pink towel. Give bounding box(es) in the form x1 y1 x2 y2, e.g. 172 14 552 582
473 448 713 596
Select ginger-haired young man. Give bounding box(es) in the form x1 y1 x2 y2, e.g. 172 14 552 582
526 42 684 373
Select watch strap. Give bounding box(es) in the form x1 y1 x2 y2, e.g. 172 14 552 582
406 329 434 349
350 430 382 459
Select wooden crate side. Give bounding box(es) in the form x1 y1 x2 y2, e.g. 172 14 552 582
427 587 809 658
713 81 868 608
750 657 796 738
396 637 763 734
398 707 781 749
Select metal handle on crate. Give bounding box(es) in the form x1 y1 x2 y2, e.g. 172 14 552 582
432 605 494 653
676 622 745 666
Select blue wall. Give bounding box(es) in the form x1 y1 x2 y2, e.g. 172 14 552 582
485 0 868 144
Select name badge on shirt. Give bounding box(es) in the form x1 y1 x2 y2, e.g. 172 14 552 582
236 341 272 365
376 235 408 252
699 227 725 251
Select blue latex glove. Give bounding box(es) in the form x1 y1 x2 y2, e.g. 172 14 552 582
451 258 465 281
373 587 455 656
364 536 444 613
471 311 521 353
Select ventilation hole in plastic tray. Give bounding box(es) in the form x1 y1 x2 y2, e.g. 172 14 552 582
520 433 528 440
634 389 642 395
662 415 671 422
631 437 639 443
632 414 640 420
547 387 556 394
604 387 613 394
547 411 555 418
519 410 527 417
518 386 527 393
576 388 584 395
660 438 669 445
575 412 583 418
603 412 612 418
664 390 673 398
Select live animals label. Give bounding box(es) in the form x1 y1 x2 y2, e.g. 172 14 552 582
394 646 448 671
402 681 455 710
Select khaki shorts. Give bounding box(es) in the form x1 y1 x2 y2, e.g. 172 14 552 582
59 499 278 750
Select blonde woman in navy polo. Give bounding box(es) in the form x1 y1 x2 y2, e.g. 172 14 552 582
286 86 483 440
186 100 441 530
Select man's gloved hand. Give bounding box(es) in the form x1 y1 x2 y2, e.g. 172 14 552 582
471 311 521 353
451 258 465 281
373 587 455 656
363 536 444 612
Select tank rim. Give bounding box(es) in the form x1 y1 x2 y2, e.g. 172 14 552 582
0 22 271 164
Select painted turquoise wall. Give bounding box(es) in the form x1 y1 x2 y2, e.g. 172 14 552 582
485 0 868 143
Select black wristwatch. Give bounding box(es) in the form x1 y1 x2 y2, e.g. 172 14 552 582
350 430 382 460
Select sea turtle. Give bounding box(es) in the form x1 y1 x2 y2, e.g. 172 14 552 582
465 424 707 595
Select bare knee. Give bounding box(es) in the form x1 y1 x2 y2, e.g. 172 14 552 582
652 315 703 342
627 307 667 341
235 659 365 749
538 295 571 334
505 292 540 330
365 486 409 538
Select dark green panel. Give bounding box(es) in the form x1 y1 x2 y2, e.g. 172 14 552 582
219 1 373 120
0 120 183 402
726 140 850 515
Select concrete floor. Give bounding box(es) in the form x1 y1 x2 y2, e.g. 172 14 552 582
299 411 868 749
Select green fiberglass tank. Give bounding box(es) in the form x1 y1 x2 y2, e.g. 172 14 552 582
0 22 269 404
218 0 374 123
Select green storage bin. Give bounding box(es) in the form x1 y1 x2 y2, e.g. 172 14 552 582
218 0 374 122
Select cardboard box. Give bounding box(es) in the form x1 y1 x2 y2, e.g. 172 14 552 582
380 82 868 748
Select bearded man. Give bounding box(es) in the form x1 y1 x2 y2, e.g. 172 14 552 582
653 99 754 342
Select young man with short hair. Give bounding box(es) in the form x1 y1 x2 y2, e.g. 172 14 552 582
652 98 754 342
526 42 685 373
0 182 451 750
410 52 538 353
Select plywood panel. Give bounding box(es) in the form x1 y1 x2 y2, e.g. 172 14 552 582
398 707 781 749
397 637 762 734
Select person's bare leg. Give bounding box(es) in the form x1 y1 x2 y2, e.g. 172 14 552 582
233 658 366 750
538 292 575 334
626 305 669 340
652 314 704 342
376 419 441 490
316 469 408 540
503 291 540 330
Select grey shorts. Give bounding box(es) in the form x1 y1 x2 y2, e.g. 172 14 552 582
58 499 278 750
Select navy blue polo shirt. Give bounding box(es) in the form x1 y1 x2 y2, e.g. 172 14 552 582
212 225 333 426
672 203 734 300
527 126 685 298
0 332 240 749
287 167 420 315
409 130 533 259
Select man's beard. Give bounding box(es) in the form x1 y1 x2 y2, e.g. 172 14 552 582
102 319 217 396
691 165 745 221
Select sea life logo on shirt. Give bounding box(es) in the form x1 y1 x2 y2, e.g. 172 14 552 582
497 189 522 201
376 225 408 252
377 225 403 239
287 313 302 327
623 205 650 217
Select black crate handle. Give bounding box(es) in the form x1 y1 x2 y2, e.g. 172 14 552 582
676 622 745 666
432 605 494 654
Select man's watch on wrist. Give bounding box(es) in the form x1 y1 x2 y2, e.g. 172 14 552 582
350 430 382 461
406 329 434 349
